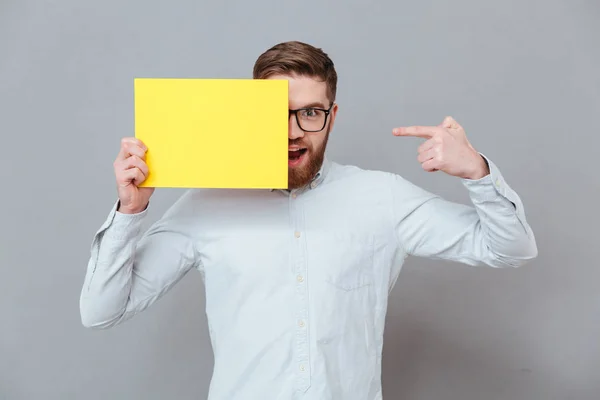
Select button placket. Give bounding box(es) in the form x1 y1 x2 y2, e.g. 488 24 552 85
289 191 310 392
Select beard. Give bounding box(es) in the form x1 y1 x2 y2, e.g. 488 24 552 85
288 126 330 190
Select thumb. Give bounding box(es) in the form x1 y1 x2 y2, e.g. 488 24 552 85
441 116 462 130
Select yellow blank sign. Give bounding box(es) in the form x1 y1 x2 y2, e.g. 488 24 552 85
134 78 289 189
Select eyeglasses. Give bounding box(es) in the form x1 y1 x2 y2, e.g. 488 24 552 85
289 103 334 132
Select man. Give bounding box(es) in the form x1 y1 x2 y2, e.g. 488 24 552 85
80 41 537 399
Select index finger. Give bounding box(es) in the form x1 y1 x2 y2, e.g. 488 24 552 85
121 137 147 151
393 126 442 139
116 137 147 161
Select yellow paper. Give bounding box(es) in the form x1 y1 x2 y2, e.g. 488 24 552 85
134 78 289 189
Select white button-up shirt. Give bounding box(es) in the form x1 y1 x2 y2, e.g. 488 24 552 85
80 155 537 399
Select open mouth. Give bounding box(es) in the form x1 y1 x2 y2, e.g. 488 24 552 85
288 148 308 163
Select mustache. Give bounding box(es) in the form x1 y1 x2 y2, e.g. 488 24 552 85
288 139 311 148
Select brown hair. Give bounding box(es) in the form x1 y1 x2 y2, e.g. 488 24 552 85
253 41 337 103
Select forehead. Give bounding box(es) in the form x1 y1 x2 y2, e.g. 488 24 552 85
266 73 328 108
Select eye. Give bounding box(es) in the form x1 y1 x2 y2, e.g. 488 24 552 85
301 108 322 119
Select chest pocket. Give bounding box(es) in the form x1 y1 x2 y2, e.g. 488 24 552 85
306 231 375 291
305 231 378 379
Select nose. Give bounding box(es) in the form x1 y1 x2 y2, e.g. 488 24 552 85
288 113 305 140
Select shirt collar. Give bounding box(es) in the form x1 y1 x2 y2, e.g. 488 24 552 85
271 157 331 194
311 156 330 188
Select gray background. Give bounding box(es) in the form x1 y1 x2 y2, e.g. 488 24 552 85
0 0 598 399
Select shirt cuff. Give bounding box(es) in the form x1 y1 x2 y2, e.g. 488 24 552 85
461 153 529 222
462 154 512 201
94 200 149 241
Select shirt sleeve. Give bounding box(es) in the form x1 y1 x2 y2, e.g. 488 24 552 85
79 192 199 329
391 154 538 268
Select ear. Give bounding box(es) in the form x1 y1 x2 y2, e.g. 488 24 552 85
328 103 339 132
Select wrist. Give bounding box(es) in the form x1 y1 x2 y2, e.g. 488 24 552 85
463 154 490 180
117 201 148 215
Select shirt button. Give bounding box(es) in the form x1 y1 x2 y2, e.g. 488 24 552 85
296 275 304 283
495 178 501 187
292 193 297 199
294 231 301 238
299 364 306 372
298 320 305 327
310 182 317 189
